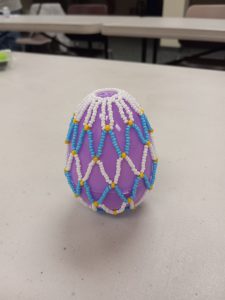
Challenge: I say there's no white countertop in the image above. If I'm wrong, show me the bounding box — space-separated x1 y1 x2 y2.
0 53 225 300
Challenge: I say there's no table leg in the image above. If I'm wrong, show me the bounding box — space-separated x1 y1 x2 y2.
152 38 159 64
141 38 147 62
104 37 109 59
88 40 92 50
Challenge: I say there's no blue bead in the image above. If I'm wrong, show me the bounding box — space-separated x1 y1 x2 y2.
71 124 79 149
84 182 94 202
98 186 110 204
109 130 122 156
115 186 128 203
65 172 77 194
66 116 75 142
75 129 86 153
133 124 146 144
143 174 151 189
131 177 140 199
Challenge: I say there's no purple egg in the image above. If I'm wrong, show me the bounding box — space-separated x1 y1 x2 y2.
64 88 158 215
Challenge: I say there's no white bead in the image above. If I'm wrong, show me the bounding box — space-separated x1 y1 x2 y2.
75 155 82 180
120 98 134 121
84 100 95 126
83 160 95 181
65 152 73 171
88 100 100 127
115 99 127 123
125 156 140 175
134 196 145 208
141 145 149 173
114 157 122 184
100 100 107 129
97 160 112 184
107 100 114 128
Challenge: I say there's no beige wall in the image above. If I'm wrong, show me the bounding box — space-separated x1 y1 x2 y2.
162 0 187 47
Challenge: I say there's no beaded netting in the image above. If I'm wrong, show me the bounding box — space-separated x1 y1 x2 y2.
64 88 158 215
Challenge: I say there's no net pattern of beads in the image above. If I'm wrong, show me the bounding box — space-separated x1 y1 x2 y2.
64 89 158 215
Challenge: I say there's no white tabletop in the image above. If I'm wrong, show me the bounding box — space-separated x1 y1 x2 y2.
102 17 225 42
0 15 101 34
0 53 225 300
0 15 225 42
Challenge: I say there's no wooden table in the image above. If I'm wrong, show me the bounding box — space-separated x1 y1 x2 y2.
1 53 225 300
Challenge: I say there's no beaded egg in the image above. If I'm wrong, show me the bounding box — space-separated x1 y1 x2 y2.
64 88 158 215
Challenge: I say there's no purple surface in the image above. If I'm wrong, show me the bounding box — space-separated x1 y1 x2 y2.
69 90 153 210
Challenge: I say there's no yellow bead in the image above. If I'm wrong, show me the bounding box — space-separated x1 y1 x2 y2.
153 158 158 163
149 129 154 133
64 168 68 173
93 156 99 163
73 118 79 124
93 201 98 207
140 109 144 115
65 140 70 144
127 119 133 126
146 141 151 147
111 182 115 189
80 179 84 186
72 150 77 156
149 186 153 190
128 197 133 204
121 152 127 159
84 124 90 131
113 210 118 216
104 125 111 131
139 172 144 178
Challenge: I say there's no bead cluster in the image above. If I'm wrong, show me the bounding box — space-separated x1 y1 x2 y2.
65 88 158 215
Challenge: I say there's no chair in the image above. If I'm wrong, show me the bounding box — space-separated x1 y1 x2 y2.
17 34 52 53
66 4 109 58
176 4 225 69
181 4 225 48
30 3 65 15
67 4 108 15
185 4 225 19
16 3 73 53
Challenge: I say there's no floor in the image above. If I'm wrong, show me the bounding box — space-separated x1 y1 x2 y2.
108 37 225 70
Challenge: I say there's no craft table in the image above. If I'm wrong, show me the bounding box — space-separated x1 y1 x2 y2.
0 53 225 300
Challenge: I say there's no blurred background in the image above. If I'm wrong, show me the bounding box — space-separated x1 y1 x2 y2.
1 0 225 70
